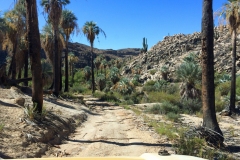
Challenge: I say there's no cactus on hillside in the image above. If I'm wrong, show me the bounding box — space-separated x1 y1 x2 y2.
142 37 148 53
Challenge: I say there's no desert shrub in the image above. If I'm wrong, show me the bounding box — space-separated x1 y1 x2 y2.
0 123 4 132
145 104 162 114
147 91 180 105
236 76 240 95
166 83 179 94
154 80 168 92
215 92 227 112
166 112 181 122
161 101 180 114
175 131 236 160
70 84 88 93
74 70 85 84
115 78 134 95
180 98 202 114
150 69 157 75
145 80 156 86
146 102 180 115
217 81 230 96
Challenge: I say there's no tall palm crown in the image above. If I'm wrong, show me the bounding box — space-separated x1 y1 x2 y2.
61 9 78 92
216 0 240 114
61 10 78 38
82 21 106 47
41 0 70 28
82 21 106 94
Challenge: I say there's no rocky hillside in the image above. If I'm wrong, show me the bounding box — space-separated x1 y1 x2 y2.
67 42 141 68
122 26 240 82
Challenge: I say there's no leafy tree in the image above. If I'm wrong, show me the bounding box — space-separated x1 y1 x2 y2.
201 0 223 143
40 0 70 96
61 9 78 92
82 21 106 94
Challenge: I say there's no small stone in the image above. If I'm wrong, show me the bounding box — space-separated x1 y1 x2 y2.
15 97 25 106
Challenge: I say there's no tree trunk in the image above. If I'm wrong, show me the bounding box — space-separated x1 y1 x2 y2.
201 0 223 142
8 42 17 80
26 0 43 114
24 50 28 86
53 28 60 97
64 37 69 92
230 29 237 114
18 68 22 79
91 44 95 94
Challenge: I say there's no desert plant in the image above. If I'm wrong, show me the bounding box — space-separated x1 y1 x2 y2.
176 62 201 100
181 98 202 114
141 37 148 53
109 67 120 84
0 123 4 132
96 73 106 91
115 78 134 95
160 65 169 80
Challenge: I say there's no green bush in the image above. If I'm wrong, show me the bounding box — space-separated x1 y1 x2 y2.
147 91 180 105
150 69 157 75
70 84 88 93
217 82 230 96
146 102 180 115
161 101 180 114
180 98 202 114
145 80 156 86
145 104 162 114
166 112 181 122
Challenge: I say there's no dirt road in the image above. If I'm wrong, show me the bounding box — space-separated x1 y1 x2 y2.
47 101 172 157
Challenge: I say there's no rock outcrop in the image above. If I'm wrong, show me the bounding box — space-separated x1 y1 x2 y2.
122 26 239 83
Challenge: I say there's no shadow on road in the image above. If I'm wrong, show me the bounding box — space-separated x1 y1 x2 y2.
68 139 172 147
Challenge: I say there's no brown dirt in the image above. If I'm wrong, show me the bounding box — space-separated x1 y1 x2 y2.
1 87 240 159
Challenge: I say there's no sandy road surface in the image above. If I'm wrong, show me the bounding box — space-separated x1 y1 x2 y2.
47 103 171 157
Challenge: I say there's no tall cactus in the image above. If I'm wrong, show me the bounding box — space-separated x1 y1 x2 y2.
142 37 148 53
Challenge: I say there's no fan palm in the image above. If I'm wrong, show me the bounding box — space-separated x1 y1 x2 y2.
176 62 201 100
83 66 91 81
216 0 240 114
202 0 223 142
25 0 43 114
82 21 106 94
61 9 78 92
40 0 70 96
68 52 79 84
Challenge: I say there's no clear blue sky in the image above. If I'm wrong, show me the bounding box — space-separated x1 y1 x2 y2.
1 0 227 50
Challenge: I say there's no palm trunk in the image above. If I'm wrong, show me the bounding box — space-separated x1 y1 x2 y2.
201 0 223 142
24 50 28 86
64 37 69 92
53 28 60 97
8 42 17 80
18 68 22 79
91 44 95 94
26 0 43 114
230 29 237 114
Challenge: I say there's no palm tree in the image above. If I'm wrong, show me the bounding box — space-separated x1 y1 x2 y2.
3 9 25 80
109 67 120 84
25 0 43 114
68 52 79 85
83 66 91 81
61 9 78 92
201 0 223 143
216 0 240 114
82 21 106 94
40 0 70 97
40 23 65 90
176 55 201 100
